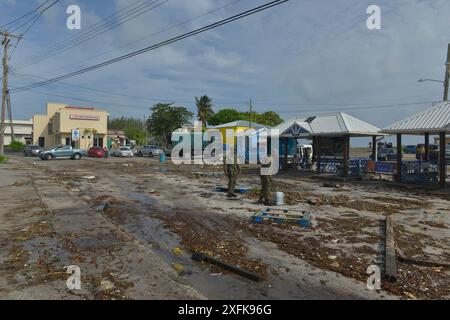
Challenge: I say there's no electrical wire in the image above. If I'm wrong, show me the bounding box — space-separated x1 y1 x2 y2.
11 0 289 93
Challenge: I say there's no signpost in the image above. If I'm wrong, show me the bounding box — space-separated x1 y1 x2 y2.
72 129 80 142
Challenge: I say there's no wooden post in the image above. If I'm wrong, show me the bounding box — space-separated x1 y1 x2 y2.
283 137 288 172
439 131 446 188
316 136 321 175
372 135 377 162
343 135 350 177
385 215 397 281
396 134 402 182
424 132 430 161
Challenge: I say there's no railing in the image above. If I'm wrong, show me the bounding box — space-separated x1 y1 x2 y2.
318 158 369 177
401 160 439 183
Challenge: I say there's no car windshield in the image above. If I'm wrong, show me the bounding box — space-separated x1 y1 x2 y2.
120 147 130 151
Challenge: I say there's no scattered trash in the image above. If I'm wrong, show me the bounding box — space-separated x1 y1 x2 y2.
96 201 110 212
305 197 317 205
194 172 224 178
253 209 311 228
209 273 223 276
98 279 115 292
191 252 261 282
82 175 96 180
214 186 250 194
328 255 337 260
172 263 184 272
273 192 285 206
172 247 182 255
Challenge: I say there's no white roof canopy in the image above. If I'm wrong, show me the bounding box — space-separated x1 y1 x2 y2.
382 101 450 135
275 112 382 138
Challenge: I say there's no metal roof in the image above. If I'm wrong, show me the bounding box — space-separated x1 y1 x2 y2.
209 120 268 129
382 101 450 134
275 112 382 137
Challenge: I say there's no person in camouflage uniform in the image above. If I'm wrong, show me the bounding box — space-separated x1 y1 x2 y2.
224 147 241 197
259 155 273 205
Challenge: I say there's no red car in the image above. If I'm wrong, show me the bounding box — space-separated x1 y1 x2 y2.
87 147 106 158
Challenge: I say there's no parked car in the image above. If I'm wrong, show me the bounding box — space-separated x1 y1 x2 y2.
87 147 106 158
40 145 84 160
23 145 43 157
376 148 400 161
404 145 417 154
112 146 134 157
137 145 163 157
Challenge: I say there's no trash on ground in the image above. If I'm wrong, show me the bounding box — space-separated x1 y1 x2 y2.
191 252 261 282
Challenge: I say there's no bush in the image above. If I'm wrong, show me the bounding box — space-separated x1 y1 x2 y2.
0 155 7 163
9 140 25 152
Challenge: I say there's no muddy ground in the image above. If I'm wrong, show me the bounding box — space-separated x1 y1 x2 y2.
0 154 448 300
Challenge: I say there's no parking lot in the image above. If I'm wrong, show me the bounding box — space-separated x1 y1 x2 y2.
0 153 448 299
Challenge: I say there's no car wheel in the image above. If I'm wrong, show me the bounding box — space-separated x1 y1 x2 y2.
46 154 52 160
73 153 81 160
149 152 153 158
138 151 143 157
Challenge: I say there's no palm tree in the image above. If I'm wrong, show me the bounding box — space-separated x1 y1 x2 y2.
195 95 214 129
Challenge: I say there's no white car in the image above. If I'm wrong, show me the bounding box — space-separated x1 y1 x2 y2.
112 146 134 157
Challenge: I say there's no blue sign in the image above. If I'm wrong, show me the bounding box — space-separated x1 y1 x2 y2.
375 162 396 174
72 129 80 141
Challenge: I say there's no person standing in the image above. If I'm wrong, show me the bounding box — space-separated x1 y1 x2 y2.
224 147 240 198
417 145 425 161
259 155 273 205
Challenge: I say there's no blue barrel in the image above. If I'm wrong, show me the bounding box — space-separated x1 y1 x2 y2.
159 152 166 163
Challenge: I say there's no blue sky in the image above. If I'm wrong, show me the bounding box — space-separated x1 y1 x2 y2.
1 0 450 145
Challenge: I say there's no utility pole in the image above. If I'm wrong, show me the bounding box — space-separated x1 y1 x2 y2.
6 91 13 142
0 31 21 156
444 43 450 101
248 99 253 129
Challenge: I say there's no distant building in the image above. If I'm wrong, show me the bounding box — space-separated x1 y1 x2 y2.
33 103 109 149
3 119 33 145
107 129 127 148
208 120 268 145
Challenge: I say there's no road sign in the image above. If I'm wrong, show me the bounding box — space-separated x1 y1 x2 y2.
72 129 80 141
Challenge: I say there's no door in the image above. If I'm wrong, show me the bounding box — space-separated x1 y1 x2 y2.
65 137 71 146
38 137 45 148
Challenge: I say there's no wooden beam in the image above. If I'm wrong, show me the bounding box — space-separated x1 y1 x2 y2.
315 136 321 175
396 134 402 182
283 137 288 172
439 131 446 188
385 215 397 282
343 135 350 177
372 135 377 162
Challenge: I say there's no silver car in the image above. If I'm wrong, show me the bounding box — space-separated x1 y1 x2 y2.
112 146 134 157
137 145 163 157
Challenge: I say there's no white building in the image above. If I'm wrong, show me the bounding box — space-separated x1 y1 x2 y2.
3 119 33 145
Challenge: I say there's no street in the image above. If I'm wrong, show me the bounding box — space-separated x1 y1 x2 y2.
0 154 448 300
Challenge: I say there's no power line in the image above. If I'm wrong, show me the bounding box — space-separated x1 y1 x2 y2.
45 0 244 74
11 0 289 93
15 0 167 68
0 0 52 30
7 0 61 33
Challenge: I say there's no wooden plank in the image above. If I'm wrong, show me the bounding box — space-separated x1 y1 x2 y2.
385 215 397 281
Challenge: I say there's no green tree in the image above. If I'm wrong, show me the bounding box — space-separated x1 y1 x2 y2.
207 108 284 127
195 95 214 128
256 111 284 127
146 103 193 148
108 117 148 145
207 108 241 126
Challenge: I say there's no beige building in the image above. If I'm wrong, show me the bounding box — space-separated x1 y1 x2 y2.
4 119 33 145
33 103 109 150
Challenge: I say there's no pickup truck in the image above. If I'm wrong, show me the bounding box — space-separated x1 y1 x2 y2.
40 145 85 160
